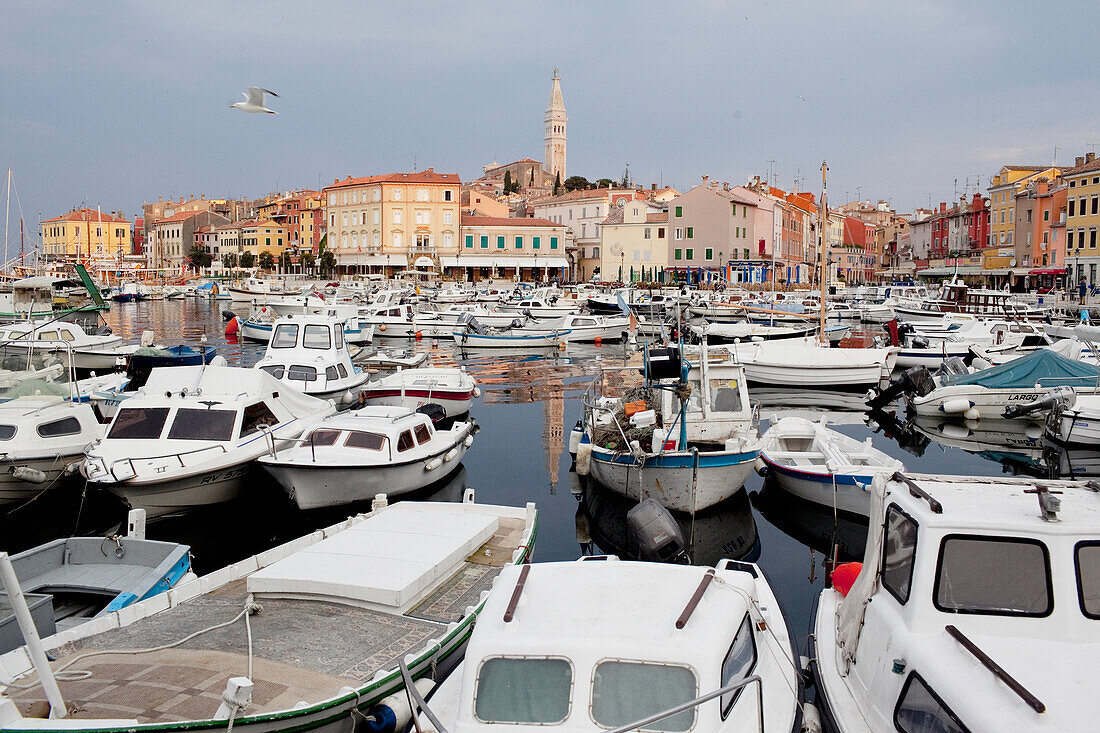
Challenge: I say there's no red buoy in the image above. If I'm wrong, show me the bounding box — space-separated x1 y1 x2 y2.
594 336 602 346
224 316 239 336
830 562 862 597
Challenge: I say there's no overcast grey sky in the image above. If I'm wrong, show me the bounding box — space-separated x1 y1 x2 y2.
3 0 1098 231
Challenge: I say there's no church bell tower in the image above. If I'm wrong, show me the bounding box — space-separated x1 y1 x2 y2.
544 70 567 182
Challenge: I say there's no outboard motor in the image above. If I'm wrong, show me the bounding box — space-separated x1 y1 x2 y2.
1003 386 1076 420
935 357 968 378
415 403 448 425
866 366 936 410
222 310 236 322
910 335 930 349
626 498 686 562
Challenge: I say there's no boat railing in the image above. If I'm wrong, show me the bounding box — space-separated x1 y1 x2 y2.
111 443 230 476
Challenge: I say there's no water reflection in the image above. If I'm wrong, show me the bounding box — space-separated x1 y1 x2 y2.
911 416 1046 475
751 477 868 564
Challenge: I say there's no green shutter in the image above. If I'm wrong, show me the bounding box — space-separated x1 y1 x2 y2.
674 249 681 260
533 236 540 249
515 236 523 249
497 235 505 249
686 248 693 259
687 227 694 239
675 206 682 217
480 236 488 248
706 248 713 260
465 235 473 248
550 237 558 249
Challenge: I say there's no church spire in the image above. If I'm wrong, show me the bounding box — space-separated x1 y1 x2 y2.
544 71 567 182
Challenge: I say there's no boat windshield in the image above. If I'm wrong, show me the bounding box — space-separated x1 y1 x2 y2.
591 661 697 731
0 425 14 440
345 431 386 450
271 324 299 348
167 408 238 441
109 407 171 439
934 535 1051 616
1076 542 1100 618
474 657 572 725
303 324 331 349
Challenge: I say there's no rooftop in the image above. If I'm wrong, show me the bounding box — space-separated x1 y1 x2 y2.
461 215 560 228
43 208 129 224
324 170 461 191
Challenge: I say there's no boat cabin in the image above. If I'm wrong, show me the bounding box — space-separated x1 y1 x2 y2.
255 315 363 399
661 346 754 446
820 472 1100 731
295 406 446 465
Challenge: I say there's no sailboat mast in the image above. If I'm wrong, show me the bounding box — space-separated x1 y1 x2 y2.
4 168 11 273
818 161 828 344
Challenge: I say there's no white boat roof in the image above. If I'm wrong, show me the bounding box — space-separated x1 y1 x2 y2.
246 501 500 613
137 365 330 412
317 405 427 433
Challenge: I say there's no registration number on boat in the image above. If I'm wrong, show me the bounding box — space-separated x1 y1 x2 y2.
199 467 249 485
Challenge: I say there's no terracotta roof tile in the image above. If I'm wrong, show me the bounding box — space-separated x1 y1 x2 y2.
323 171 461 191
43 208 129 224
460 215 561 228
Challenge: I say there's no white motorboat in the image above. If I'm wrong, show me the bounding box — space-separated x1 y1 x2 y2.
522 313 634 342
430 557 808 733
0 320 128 372
728 337 897 389
758 416 904 516
254 315 369 404
451 313 570 348
496 295 578 318
894 277 1045 322
690 321 816 343
0 494 536 733
417 303 524 328
356 347 428 370
258 405 474 509
359 366 478 417
360 303 452 338
0 396 103 507
81 365 336 517
1047 392 1100 446
909 348 1100 419
577 344 761 513
812 471 1097 732
227 276 296 304
0 510 193 654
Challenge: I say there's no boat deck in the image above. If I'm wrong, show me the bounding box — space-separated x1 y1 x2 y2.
5 517 524 723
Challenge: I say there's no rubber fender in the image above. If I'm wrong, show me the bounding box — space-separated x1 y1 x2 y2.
224 317 239 336
11 466 47 484
938 398 972 414
576 442 592 476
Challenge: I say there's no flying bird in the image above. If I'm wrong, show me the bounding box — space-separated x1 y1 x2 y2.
231 87 279 114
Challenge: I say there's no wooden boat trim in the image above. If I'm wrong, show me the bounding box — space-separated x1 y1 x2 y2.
945 624 1044 714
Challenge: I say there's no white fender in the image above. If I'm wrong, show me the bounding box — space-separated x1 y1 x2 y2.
576 443 592 476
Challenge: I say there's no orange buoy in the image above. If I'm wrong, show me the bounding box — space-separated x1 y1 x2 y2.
830 562 863 597
594 336 602 346
415 331 423 340
379 324 387 332
224 316 239 336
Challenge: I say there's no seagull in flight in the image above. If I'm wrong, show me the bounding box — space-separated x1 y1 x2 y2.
231 87 279 114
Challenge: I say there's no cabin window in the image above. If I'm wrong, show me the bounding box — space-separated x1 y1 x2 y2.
307 429 342 447
334 325 344 349
1075 541 1100 618
414 423 432 444
337 363 348 378
36 416 81 438
720 615 757 719
240 402 279 437
474 657 572 725
345 431 386 450
894 672 968 733
325 365 339 381
709 378 742 413
288 365 318 382
303 324 331 349
881 504 918 605
58 330 75 342
109 407 170 439
271 324 299 348
36 331 59 341
591 660 697 731
934 535 1051 617
397 430 415 452
0 424 15 440
167 408 237 441
259 364 285 379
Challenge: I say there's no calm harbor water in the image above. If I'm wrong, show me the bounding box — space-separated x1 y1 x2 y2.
0 298 1080 655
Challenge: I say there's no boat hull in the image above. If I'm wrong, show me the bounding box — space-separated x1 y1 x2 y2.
0 455 79 505
743 361 888 388
912 384 1100 419
587 446 758 513
97 464 253 518
760 457 875 516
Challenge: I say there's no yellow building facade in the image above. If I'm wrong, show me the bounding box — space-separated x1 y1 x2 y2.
988 166 1059 249
323 170 461 273
240 220 289 258
1065 153 1100 285
40 208 131 260
598 201 669 282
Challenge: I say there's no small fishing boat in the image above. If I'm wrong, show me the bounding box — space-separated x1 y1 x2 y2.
0 320 128 372
111 282 146 303
254 315 369 405
577 344 761 513
127 344 217 370
81 365 336 517
690 321 817 343
451 313 570 348
356 347 428 370
758 416 904 516
812 471 1096 732
0 494 537 733
729 337 897 389
1046 392 1100 446
0 510 193 654
359 366 479 417
258 405 474 509
522 312 635 342
0 396 103 507
427 557 809 733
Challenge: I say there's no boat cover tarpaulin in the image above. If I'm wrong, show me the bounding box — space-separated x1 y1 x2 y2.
943 348 1100 389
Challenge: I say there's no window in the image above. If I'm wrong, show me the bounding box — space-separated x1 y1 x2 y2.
1070 200 1076 217
271 324 299 348
37 417 82 438
675 206 682 217
687 227 694 239
882 504 918 604
393 233 402 248
307 429 341 447
1044 209 1050 222
675 227 683 240
497 235 505 249
709 378 742 412
720 615 757 718
443 210 453 225
393 189 402 201
591 661 697 731
658 227 665 239
393 209 402 225
532 236 540 249
345 431 386 450
515 236 523 249
325 365 339 380
465 235 473 249
167 409 237 441
416 188 429 201
414 423 432 444
109 407 170 439
287 365 318 382
480 235 488 249
705 248 713 260
444 189 453 202
1077 541 1100 618
241 402 279 437
686 248 693 259
474 657 572 724
934 535 1051 616
414 210 429 225
303 324 331 349
674 248 682 260
337 363 348 378
1094 197 1099 216
894 673 968 733
0 425 15 440
334 325 344 349
644 228 651 239
443 232 453 247
397 429 415 452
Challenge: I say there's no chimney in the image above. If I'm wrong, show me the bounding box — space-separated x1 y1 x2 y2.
723 182 730 191
426 167 434 173
651 183 657 190
179 196 184 203
702 175 709 185
201 193 206 200
1088 153 1097 164
1077 156 1085 166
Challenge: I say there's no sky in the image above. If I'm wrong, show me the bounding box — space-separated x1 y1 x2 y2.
3 0 1099 239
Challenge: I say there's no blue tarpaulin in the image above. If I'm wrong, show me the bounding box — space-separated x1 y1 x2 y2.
943 348 1100 389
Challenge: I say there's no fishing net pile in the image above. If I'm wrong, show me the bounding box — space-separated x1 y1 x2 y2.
588 383 691 453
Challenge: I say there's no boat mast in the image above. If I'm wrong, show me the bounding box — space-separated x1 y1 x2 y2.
818 161 828 345
4 168 11 273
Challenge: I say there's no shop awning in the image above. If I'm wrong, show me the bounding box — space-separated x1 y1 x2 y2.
338 254 408 267
440 256 569 268
1028 267 1066 275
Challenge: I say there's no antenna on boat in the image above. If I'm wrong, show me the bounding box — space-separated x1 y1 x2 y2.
818 161 828 345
